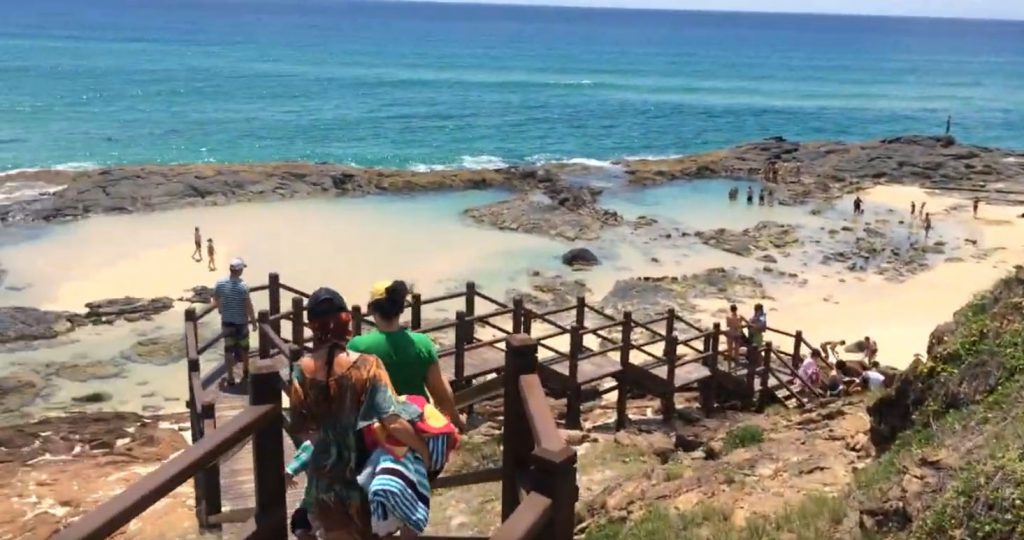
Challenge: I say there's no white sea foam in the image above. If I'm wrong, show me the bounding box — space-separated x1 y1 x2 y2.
562 157 619 168
551 80 594 86
1003 157 1023 163
0 161 99 177
458 155 509 170
0 181 67 203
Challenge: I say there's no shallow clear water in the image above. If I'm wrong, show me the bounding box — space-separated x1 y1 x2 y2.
2 1 1023 171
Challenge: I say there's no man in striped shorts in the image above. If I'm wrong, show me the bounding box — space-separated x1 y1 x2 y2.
212 257 256 387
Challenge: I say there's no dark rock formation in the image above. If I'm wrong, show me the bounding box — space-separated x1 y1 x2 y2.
0 163 550 224
561 248 600 267
179 285 213 304
464 184 623 241
84 296 174 323
696 221 800 257
623 135 1024 204
71 391 113 404
55 361 127 383
600 268 766 321
0 307 78 344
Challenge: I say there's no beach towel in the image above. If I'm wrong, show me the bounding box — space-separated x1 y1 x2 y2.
357 394 459 535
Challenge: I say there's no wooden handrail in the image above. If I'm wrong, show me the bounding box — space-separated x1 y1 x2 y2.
673 314 704 333
584 303 617 321
278 283 309 298
579 318 622 337
431 467 504 490
528 303 576 320
768 368 807 408
479 318 515 337
419 319 458 334
53 405 277 540
518 374 565 454
267 309 293 323
197 328 228 356
765 325 796 339
464 306 515 324
196 304 217 321
575 341 623 362
490 492 553 540
419 290 466 306
249 284 269 293
474 289 510 309
259 323 292 358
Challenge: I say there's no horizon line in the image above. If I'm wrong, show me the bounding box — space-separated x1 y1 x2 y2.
386 0 1024 23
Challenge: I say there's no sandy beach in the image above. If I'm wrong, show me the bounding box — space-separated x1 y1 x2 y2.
1 173 1021 421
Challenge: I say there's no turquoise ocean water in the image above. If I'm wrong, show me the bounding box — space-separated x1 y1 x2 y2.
2 0 1024 172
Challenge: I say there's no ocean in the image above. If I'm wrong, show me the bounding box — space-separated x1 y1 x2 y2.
1 0 1023 172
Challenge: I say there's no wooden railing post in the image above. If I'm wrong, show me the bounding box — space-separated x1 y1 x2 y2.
758 342 773 411
352 305 363 336
198 402 221 529
566 325 583 430
268 273 281 336
502 334 539 520
532 447 579 540
291 296 304 350
465 282 476 344
512 296 524 334
662 332 678 424
411 293 422 330
745 343 758 410
523 310 533 335
258 310 271 360
616 311 633 431
249 358 287 537
708 323 721 415
185 307 200 443
575 295 586 328
793 330 803 371
454 310 467 383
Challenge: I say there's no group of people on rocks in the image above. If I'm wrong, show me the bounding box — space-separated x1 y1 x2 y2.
209 259 463 539
722 303 895 399
727 185 775 206
760 160 800 183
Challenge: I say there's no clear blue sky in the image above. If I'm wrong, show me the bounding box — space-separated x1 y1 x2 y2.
414 0 1024 20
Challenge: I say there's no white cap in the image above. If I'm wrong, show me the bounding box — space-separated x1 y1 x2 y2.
229 257 247 270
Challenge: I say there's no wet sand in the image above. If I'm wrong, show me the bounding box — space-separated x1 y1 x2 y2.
0 181 1020 417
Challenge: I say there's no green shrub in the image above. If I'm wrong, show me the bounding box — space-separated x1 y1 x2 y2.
723 424 765 453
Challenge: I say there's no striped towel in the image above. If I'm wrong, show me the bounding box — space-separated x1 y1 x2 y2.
357 447 432 536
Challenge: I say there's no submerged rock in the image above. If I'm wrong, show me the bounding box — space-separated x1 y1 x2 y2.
71 391 113 404
56 361 127 383
465 184 623 241
0 370 45 413
121 334 186 366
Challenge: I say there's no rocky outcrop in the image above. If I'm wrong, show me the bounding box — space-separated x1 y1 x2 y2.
465 184 623 241
0 163 555 224
56 360 127 383
561 248 600 267
623 135 1024 203
0 412 196 539
84 296 174 323
0 307 80 343
868 265 1024 451
599 268 765 321
696 221 800 257
179 285 213 304
505 271 590 315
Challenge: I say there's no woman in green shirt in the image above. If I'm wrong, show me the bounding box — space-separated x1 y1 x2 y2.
348 280 465 432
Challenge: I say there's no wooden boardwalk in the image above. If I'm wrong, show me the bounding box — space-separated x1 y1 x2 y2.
211 385 305 530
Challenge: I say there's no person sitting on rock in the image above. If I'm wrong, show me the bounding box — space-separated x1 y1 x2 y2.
348 280 465 432
797 350 823 392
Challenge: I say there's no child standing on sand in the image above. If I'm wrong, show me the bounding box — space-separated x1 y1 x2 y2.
207 238 216 271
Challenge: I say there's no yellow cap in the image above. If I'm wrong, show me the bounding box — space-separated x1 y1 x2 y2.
369 281 391 303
